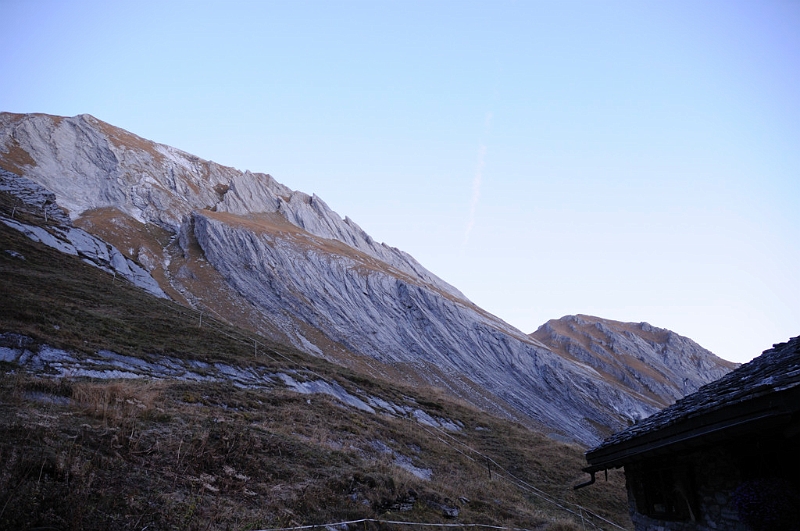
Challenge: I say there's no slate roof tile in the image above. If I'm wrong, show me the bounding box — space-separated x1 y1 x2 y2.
588 335 800 455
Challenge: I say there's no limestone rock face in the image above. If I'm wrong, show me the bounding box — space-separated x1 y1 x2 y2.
0 113 460 299
0 112 736 445
0 170 167 298
190 210 661 441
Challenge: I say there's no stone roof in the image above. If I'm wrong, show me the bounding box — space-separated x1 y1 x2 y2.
585 335 800 471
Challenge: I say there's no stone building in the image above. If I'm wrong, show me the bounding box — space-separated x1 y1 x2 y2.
578 336 800 531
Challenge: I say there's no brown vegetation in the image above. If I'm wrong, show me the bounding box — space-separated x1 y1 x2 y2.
0 136 37 175
0 372 631 530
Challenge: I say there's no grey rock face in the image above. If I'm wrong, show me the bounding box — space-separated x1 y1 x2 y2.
0 214 167 299
0 112 736 445
191 211 659 442
0 169 166 298
0 113 459 299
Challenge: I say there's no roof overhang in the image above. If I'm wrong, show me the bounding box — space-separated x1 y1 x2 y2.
584 385 800 473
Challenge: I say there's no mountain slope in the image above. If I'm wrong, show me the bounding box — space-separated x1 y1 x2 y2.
0 217 633 530
0 112 734 445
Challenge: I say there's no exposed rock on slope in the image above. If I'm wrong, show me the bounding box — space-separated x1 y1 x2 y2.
0 170 166 298
532 315 737 409
0 332 460 431
0 112 736 445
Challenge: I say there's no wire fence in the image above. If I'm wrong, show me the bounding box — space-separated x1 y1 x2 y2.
168 301 626 531
252 518 539 531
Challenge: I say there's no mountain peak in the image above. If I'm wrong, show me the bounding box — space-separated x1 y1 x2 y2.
532 314 737 410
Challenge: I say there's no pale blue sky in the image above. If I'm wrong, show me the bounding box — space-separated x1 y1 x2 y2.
2 1 798 362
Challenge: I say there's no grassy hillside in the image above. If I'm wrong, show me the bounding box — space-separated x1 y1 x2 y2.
0 200 631 530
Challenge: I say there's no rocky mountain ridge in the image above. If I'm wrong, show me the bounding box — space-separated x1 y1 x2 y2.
532 315 737 410
0 112 736 445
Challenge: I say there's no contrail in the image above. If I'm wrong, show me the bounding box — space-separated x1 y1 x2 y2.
463 144 486 248
462 112 493 250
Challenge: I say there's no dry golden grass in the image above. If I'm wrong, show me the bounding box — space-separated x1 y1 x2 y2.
546 519 582 531
1 372 632 530
91 115 168 164
0 137 37 175
71 380 162 425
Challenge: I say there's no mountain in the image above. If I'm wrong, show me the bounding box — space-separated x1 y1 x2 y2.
532 315 737 410
0 112 735 445
0 218 633 530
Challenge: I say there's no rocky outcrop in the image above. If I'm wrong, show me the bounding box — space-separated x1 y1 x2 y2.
0 170 167 298
0 332 462 433
0 112 736 445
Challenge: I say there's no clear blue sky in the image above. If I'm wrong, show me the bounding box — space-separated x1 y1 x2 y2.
2 0 798 362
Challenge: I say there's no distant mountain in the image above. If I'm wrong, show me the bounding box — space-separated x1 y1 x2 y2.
532 315 737 410
0 112 735 444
